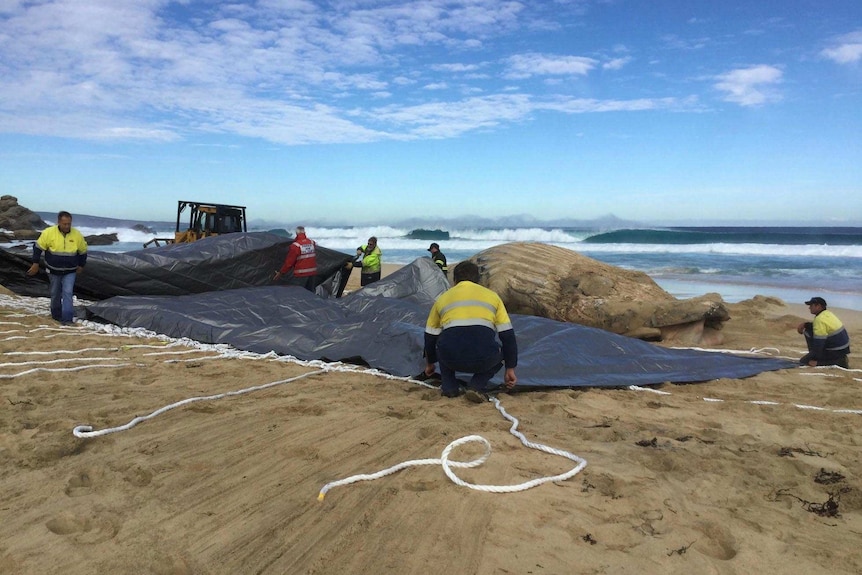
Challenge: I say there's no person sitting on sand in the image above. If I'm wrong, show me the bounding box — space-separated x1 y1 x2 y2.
354 236 382 286
423 261 517 401
797 296 851 368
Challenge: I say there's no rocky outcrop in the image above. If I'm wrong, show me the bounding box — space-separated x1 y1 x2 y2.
0 196 48 234
84 233 119 245
132 223 154 234
0 196 49 244
469 242 730 345
0 197 118 246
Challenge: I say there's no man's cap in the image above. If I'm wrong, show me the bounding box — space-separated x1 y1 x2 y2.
804 296 827 307
427 242 439 251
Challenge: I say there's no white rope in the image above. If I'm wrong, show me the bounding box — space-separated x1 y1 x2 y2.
3 347 121 355
698 395 862 414
0 356 123 368
671 345 783 356
627 385 671 395
317 396 587 501
72 369 327 438
626 350 861 415
0 363 137 379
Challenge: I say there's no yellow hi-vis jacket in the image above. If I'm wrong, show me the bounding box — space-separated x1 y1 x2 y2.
358 244 382 273
33 225 88 273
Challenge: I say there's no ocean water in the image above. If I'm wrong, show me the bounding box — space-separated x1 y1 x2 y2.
77 222 862 311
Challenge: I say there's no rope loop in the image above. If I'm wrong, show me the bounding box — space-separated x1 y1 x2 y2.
318 397 587 500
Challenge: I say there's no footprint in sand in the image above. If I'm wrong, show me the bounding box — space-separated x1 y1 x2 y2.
385 406 418 420
691 520 738 560
64 471 93 497
122 464 154 487
45 511 121 544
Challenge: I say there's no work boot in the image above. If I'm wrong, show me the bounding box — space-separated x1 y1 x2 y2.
464 389 488 404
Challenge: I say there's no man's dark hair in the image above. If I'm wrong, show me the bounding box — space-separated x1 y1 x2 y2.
453 261 480 284
57 210 72 221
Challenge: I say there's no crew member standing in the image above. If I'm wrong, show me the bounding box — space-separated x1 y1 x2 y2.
274 226 318 291
355 236 382 286
27 210 88 324
427 242 448 274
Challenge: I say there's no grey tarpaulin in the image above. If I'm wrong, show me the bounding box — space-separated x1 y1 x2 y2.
0 232 354 299
86 257 796 389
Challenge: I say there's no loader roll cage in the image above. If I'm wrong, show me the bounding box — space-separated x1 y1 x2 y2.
144 201 248 247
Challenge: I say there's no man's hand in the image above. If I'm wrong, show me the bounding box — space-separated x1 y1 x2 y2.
76 266 84 275
26 263 39 276
424 363 436 377
504 367 517 389
796 322 806 334
807 360 818 367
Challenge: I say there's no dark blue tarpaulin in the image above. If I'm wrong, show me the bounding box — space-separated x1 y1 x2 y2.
0 232 353 299
86 258 796 389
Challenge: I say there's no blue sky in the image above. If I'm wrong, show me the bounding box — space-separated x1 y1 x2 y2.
1 0 860 226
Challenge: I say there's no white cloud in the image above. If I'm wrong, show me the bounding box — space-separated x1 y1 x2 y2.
714 65 783 106
433 63 482 72
821 30 862 64
0 1 712 144
369 93 688 139
504 53 597 79
603 57 631 70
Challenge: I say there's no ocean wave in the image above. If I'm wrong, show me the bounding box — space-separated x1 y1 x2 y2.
77 226 165 244
583 227 862 245
75 223 862 259
575 242 862 258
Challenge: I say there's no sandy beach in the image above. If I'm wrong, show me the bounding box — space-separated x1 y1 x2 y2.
1 272 860 574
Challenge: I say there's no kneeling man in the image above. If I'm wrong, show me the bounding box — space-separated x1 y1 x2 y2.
424 261 517 399
797 296 850 368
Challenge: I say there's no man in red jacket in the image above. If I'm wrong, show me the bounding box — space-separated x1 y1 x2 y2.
273 226 318 291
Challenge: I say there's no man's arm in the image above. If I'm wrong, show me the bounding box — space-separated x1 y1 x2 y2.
27 240 45 276
499 329 518 389
274 244 300 279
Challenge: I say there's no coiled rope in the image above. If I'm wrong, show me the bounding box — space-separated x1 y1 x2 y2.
317 396 587 501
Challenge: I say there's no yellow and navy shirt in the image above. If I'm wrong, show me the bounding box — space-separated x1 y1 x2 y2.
424 280 517 368
810 309 850 359
32 225 88 273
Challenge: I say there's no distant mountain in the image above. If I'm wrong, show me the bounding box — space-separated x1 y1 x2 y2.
389 213 644 230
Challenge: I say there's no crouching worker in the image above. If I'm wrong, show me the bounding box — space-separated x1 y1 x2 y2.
797 296 850 368
423 261 517 401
